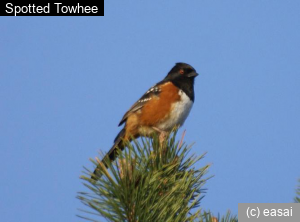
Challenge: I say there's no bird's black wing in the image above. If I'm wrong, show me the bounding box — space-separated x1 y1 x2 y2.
118 84 162 126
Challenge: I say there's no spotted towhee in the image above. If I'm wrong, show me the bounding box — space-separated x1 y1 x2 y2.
92 62 198 179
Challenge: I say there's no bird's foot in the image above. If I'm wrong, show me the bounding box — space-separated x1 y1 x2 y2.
152 127 168 146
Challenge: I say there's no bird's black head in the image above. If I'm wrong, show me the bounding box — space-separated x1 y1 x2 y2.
164 62 198 82
163 63 198 101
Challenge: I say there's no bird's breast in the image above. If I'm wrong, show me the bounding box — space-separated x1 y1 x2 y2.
157 89 193 131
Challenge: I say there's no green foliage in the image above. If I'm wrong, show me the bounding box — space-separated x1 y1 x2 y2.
78 130 238 221
199 211 238 222
295 179 300 203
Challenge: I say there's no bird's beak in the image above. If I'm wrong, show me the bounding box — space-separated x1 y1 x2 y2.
187 72 199 78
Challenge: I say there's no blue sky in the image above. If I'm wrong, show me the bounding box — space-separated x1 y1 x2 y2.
1 1 300 221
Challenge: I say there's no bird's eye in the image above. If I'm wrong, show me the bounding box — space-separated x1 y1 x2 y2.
179 69 184 75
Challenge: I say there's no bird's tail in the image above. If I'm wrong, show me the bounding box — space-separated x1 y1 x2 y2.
91 128 126 180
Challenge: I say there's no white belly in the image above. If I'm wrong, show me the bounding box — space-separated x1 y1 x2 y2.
157 90 193 131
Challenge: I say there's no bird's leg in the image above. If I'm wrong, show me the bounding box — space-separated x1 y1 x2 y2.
152 127 168 146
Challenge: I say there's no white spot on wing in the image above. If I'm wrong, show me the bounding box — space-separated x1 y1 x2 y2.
146 86 160 94
138 97 152 103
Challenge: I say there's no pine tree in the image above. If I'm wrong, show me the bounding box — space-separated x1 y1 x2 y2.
295 179 300 203
78 130 237 222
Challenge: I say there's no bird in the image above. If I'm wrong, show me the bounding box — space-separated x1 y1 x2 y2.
92 62 198 179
